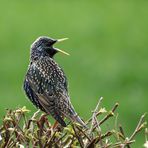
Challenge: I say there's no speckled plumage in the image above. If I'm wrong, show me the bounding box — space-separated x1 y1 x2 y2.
23 36 86 127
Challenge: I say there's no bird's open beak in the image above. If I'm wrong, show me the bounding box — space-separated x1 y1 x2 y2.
54 48 70 56
57 38 69 42
54 38 70 56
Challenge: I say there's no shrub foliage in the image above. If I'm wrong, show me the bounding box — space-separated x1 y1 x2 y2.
0 98 147 148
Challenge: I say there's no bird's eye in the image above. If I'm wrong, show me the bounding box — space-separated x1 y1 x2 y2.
46 42 51 47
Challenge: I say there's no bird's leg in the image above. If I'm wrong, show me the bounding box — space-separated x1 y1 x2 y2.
52 121 59 130
40 113 48 120
38 113 48 128
52 115 65 130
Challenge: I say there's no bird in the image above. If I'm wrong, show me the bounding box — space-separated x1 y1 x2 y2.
23 36 86 128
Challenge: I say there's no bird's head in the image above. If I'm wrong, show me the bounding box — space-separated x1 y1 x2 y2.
30 36 69 60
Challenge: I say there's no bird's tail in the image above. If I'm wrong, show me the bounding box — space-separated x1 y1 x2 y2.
68 106 87 128
71 114 87 128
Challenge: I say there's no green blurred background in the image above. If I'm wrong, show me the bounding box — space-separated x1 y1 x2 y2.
0 1 147 147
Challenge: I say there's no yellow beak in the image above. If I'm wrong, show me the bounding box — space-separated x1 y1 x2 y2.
57 38 69 42
54 48 70 56
55 38 70 55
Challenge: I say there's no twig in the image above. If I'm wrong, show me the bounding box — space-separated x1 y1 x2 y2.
116 114 146 148
89 97 103 134
99 103 119 126
92 103 119 132
76 125 91 142
53 133 67 145
101 131 113 140
119 124 125 138
26 109 40 129
119 125 131 148
119 114 147 148
45 130 57 147
86 97 103 147
73 125 84 148
111 140 135 148
86 108 106 125
129 113 146 141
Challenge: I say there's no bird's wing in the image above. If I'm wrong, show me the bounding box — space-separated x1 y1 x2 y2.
23 78 45 112
26 57 72 126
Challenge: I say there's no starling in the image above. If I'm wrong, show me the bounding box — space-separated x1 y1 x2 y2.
23 36 86 127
